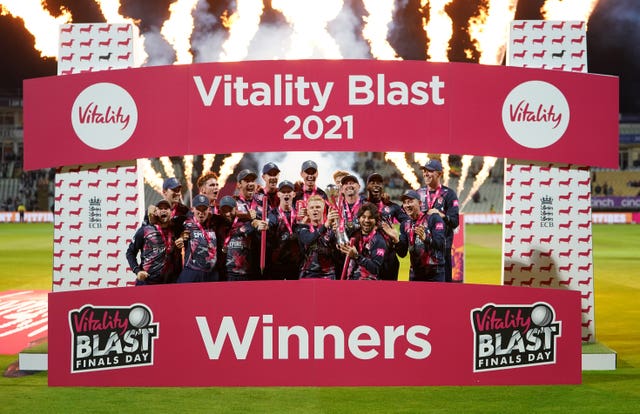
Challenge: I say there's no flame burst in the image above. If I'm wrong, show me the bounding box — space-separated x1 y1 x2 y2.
421 0 454 62
542 0 600 23
159 156 176 178
469 0 519 65
202 154 216 173
456 154 474 199
95 0 148 67
160 0 199 64
138 159 164 195
183 154 194 195
272 0 343 58
460 156 498 209
1 0 72 58
385 152 420 190
217 153 244 188
362 0 399 60
219 0 263 62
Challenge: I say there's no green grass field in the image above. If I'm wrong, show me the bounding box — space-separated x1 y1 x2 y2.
1 222 639 413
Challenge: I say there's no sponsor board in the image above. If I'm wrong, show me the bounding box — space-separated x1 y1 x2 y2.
48 281 581 386
24 60 618 170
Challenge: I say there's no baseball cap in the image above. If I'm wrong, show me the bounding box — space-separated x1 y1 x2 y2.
163 177 181 191
367 173 383 183
301 160 318 172
278 180 295 191
262 162 280 175
422 159 443 172
340 174 359 185
237 169 257 182
401 190 421 201
219 196 237 209
155 199 171 208
192 194 210 208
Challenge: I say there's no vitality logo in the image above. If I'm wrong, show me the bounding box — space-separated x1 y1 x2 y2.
471 302 560 372
71 82 138 150
69 304 159 373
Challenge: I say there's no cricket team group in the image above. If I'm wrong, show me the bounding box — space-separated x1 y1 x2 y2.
126 158 459 285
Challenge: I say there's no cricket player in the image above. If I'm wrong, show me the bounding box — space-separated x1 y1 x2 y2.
396 190 446 282
417 159 459 282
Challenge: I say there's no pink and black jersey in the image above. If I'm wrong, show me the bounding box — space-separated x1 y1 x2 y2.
126 224 179 284
298 223 336 279
345 229 387 280
397 213 446 282
182 217 217 272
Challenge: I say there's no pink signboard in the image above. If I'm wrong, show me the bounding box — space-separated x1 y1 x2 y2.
24 60 618 170
48 280 581 386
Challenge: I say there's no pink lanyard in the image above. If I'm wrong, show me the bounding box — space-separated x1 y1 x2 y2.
155 225 172 251
303 187 317 203
358 228 376 253
195 220 215 261
425 186 442 210
344 199 361 222
279 207 295 235
222 217 239 251
409 214 426 245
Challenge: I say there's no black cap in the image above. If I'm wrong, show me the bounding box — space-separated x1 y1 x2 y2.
262 162 280 175
278 180 295 191
237 169 258 182
219 196 237 209
422 159 443 172
192 194 210 208
400 190 421 201
163 177 181 191
155 199 171 208
301 160 318 172
367 173 383 183
340 174 359 185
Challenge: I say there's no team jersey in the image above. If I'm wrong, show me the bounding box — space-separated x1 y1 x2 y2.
293 187 328 207
298 223 336 279
339 197 363 237
126 224 179 284
182 217 217 272
397 213 446 281
267 207 302 269
417 185 459 244
344 229 387 281
221 216 258 279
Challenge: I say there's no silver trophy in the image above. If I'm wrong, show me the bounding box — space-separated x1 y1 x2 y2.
325 184 350 246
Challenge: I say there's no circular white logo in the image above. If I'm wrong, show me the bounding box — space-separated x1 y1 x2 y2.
71 82 138 150
502 80 569 149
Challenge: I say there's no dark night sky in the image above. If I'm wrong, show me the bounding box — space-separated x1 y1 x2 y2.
1 0 638 114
